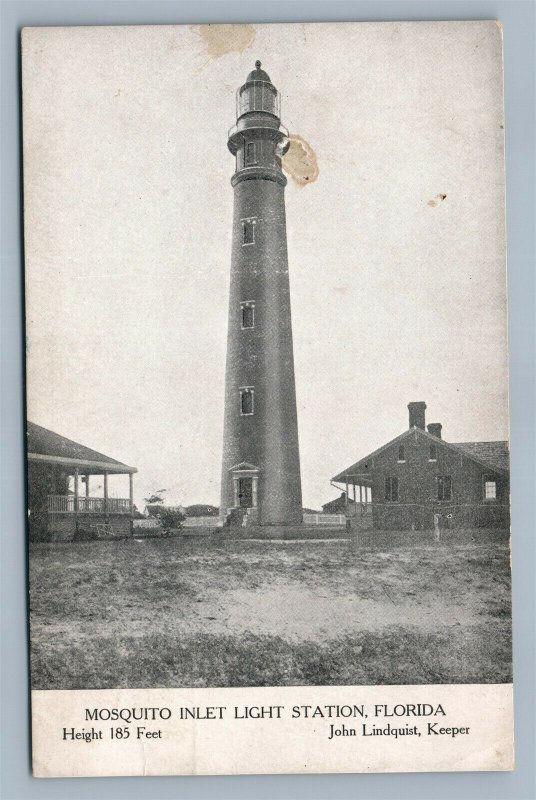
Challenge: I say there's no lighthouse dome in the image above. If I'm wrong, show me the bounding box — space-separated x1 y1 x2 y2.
245 61 272 84
234 60 281 123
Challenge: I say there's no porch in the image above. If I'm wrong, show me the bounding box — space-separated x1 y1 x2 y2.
333 475 374 531
43 470 136 540
27 421 137 542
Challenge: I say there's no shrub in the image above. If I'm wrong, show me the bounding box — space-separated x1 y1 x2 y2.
159 508 186 530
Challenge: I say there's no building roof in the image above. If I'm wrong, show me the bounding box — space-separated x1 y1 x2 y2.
246 61 272 84
332 429 410 482
27 422 137 474
451 441 510 472
332 427 509 483
322 492 356 511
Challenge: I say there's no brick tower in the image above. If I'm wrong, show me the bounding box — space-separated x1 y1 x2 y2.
220 62 302 526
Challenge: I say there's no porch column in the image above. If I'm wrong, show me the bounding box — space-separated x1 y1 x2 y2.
103 471 109 517
252 476 258 508
345 481 349 513
74 468 79 534
129 472 134 536
233 477 239 507
359 484 363 505
85 475 90 498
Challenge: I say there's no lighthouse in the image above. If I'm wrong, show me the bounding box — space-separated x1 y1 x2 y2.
220 62 303 527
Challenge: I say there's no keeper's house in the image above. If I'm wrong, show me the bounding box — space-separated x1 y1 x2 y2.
27 422 137 541
332 402 510 531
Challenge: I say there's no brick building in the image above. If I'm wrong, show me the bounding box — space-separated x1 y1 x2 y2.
331 402 510 531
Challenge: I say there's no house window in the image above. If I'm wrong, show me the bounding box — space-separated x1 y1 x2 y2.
429 444 437 461
245 141 257 165
242 218 256 245
437 475 452 501
484 480 497 500
241 302 255 329
240 387 254 415
385 477 399 501
398 445 405 462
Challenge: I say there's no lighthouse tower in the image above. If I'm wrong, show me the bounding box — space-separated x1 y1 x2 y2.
220 62 303 527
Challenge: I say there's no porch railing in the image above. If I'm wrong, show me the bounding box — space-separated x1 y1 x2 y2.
47 495 132 514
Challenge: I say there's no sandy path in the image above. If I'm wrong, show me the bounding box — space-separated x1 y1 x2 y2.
40 576 477 644
204 581 476 641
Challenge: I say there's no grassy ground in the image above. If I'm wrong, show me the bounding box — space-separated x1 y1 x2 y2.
29 536 512 689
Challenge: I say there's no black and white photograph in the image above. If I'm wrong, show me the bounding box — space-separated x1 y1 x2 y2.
22 20 513 776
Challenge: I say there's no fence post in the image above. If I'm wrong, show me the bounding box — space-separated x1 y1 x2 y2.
433 513 441 542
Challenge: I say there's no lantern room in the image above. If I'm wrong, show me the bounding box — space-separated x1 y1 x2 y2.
236 61 281 120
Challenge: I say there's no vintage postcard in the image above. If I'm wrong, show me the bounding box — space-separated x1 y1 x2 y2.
22 21 513 776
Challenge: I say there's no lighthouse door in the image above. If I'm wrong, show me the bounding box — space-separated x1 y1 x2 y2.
238 478 253 508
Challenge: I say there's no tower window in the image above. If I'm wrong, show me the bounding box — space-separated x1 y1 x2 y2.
429 444 437 461
484 480 497 500
240 387 254 415
242 218 256 245
437 475 452 501
385 477 399 501
245 142 257 166
241 302 255 329
398 445 405 462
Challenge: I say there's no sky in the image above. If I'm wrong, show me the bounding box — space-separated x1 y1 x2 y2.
22 21 508 510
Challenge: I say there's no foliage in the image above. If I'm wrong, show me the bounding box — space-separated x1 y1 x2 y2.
159 508 186 530
144 493 165 505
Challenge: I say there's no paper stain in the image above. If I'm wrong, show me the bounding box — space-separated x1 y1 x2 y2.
282 135 319 187
428 193 447 208
192 24 256 62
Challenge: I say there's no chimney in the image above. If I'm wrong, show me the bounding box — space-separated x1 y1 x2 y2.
408 401 426 430
427 422 442 439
